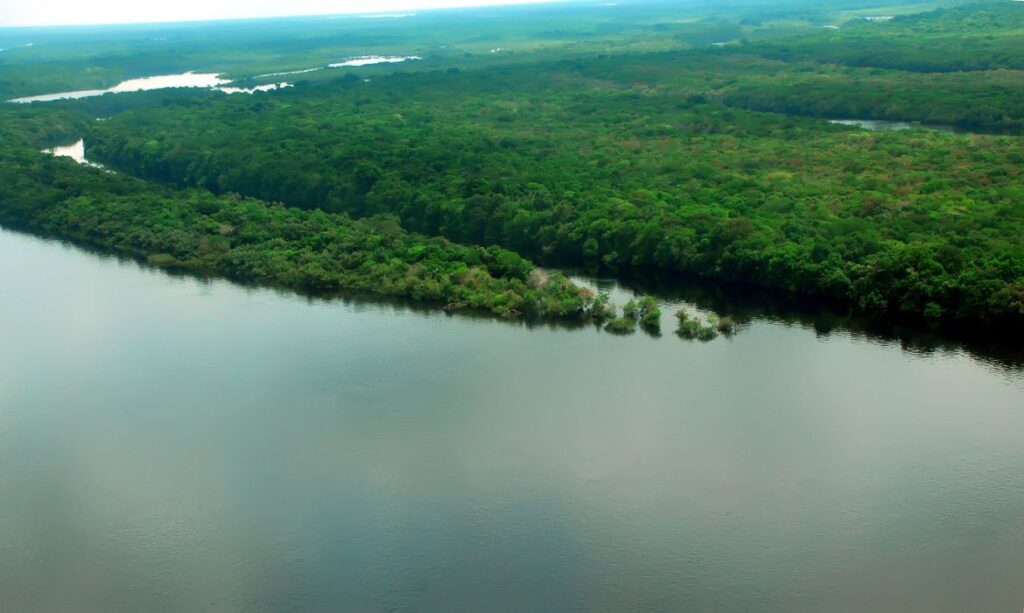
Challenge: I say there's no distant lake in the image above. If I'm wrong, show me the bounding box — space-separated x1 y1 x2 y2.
330 55 422 67
9 72 290 103
257 55 421 77
42 138 103 168
2 227 1023 611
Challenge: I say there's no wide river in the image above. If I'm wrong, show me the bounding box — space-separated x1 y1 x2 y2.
1 228 1023 611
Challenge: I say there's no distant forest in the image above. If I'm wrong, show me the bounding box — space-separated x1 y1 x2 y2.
1 0 1022 333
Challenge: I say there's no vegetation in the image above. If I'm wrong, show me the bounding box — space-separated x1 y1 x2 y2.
0 0 843 100
720 68 1024 132
590 293 616 323
0 133 595 321
744 3 1024 73
605 316 637 335
82 48 1024 331
637 295 662 332
675 310 719 342
710 314 738 336
1 0 1022 342
622 299 640 321
0 105 93 147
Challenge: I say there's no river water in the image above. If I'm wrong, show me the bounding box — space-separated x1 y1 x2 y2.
8 72 291 103
829 118 964 134
1 228 1022 611
42 138 105 169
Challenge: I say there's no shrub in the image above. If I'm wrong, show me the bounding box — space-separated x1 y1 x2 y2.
675 309 719 341
590 293 616 322
638 295 661 331
623 298 640 320
605 316 637 334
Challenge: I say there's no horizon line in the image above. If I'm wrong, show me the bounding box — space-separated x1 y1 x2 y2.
0 0 578 29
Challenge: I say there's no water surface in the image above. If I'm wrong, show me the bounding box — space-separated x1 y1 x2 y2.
329 55 422 67
1 228 1022 611
9 73 290 103
258 55 421 77
42 139 105 169
9 72 228 103
829 118 961 134
216 82 292 94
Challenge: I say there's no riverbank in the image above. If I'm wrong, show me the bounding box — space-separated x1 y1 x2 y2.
79 62 1024 334
0 142 599 324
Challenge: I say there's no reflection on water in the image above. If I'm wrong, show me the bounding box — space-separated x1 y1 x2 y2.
1 228 1023 611
579 264 1024 373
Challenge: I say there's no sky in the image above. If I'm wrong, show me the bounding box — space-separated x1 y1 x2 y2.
0 0 563 27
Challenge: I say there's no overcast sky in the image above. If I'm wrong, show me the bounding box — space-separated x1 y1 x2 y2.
0 0 561 27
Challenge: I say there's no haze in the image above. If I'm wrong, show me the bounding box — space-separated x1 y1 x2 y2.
0 0 561 27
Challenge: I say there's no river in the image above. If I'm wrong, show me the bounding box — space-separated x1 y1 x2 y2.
826 118 1010 135
8 72 291 103
829 118 957 132
1 228 1023 611
7 57 418 103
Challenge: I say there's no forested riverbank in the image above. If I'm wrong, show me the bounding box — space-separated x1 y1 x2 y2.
3 0 1024 338
0 124 596 322
4 3 1024 611
81 59 1024 332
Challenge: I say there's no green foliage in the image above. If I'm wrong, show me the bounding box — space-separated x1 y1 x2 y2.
0 137 594 323
0 0 828 100
80 47 1024 329
0 106 93 148
590 293 616 323
623 299 640 321
721 68 1024 132
712 315 738 336
675 310 719 342
3 1 1023 334
637 295 662 332
605 316 637 335
745 3 1024 73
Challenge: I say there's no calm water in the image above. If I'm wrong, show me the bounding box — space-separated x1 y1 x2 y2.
8 73 291 103
829 118 961 134
1 228 1023 611
9 72 228 103
258 55 421 78
43 139 105 169
43 139 88 164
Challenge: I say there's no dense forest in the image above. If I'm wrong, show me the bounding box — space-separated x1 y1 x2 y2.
744 2 1024 72
720 68 1024 132
0 0 840 100
0 111 596 321
2 0 1023 336
84 53 1024 328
